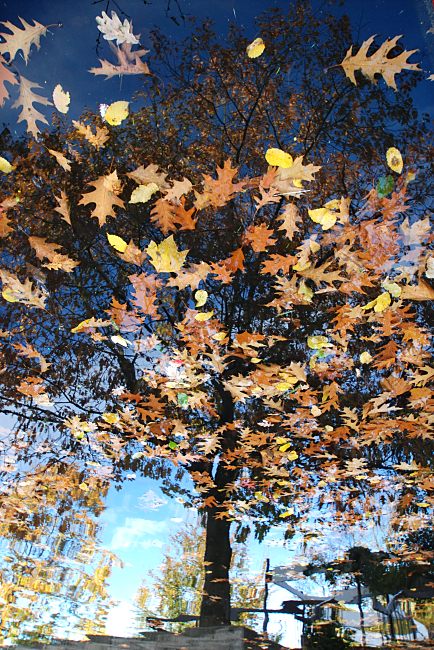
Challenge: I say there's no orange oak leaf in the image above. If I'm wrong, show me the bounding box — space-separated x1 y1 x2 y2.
195 159 245 209
243 223 275 253
278 204 301 240
79 171 125 226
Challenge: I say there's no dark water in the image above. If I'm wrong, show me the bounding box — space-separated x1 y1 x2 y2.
0 0 433 647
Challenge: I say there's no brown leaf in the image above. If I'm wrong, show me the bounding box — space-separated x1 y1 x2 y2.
73 120 110 148
0 18 48 64
340 35 420 90
79 171 125 227
0 54 17 106
0 269 47 309
401 280 434 301
54 191 71 225
89 42 150 78
127 163 170 189
278 204 301 240
48 148 72 172
28 236 79 272
12 76 52 138
195 159 245 209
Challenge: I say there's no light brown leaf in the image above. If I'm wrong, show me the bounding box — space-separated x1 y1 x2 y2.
127 163 170 189
54 191 71 225
0 18 48 64
340 35 420 90
0 269 47 309
401 280 434 301
48 148 72 172
0 54 17 106
12 76 52 138
28 236 79 272
78 171 125 226
89 42 150 78
278 204 301 240
72 120 110 148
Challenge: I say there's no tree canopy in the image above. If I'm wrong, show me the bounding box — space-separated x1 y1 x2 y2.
0 0 432 637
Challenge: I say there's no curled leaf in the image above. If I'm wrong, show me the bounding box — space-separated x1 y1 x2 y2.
194 311 213 322
194 289 208 307
307 335 332 350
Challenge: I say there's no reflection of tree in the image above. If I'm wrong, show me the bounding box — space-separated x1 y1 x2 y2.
135 521 264 632
0 0 432 632
0 464 116 643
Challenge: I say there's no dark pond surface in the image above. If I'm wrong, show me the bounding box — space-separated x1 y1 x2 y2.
0 0 433 647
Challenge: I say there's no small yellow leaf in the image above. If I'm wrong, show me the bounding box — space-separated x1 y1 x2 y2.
386 147 403 174
415 502 430 508
374 291 391 313
382 280 401 297
246 37 265 58
212 332 227 341
280 508 294 518
146 235 188 273
311 405 322 416
78 482 89 491
251 357 261 363
111 334 129 347
265 148 293 168
129 182 159 204
309 239 321 253
195 289 208 307
2 287 18 302
105 100 129 126
293 259 311 271
194 311 214 322
279 442 292 452
0 157 14 173
298 280 313 301
307 335 332 350
101 412 119 424
360 351 373 364
287 450 298 461
107 233 128 252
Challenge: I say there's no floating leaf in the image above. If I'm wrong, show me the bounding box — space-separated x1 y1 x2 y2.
307 335 332 350
265 148 293 168
386 147 403 174
129 182 159 203
111 334 129 347
246 38 265 59
146 235 188 273
0 156 14 173
104 100 129 125
194 289 208 307
360 351 373 364
107 233 128 252
194 311 213 322
376 174 394 198
52 83 70 114
308 207 337 231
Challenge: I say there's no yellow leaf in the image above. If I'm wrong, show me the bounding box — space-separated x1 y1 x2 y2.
246 37 265 58
308 207 337 230
212 332 227 341
386 147 403 174
311 405 322 416
2 287 18 302
129 182 159 204
360 351 373 364
78 482 89 491
279 442 292 452
146 235 188 273
307 335 332 350
415 502 430 508
382 280 401 297
298 280 313 302
107 233 128 252
280 508 294 518
71 319 92 333
265 148 293 168
104 100 129 126
374 291 391 312
251 357 261 363
0 156 14 173
194 310 213 322
111 334 129 347
195 289 208 307
287 450 298 461
102 412 119 424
